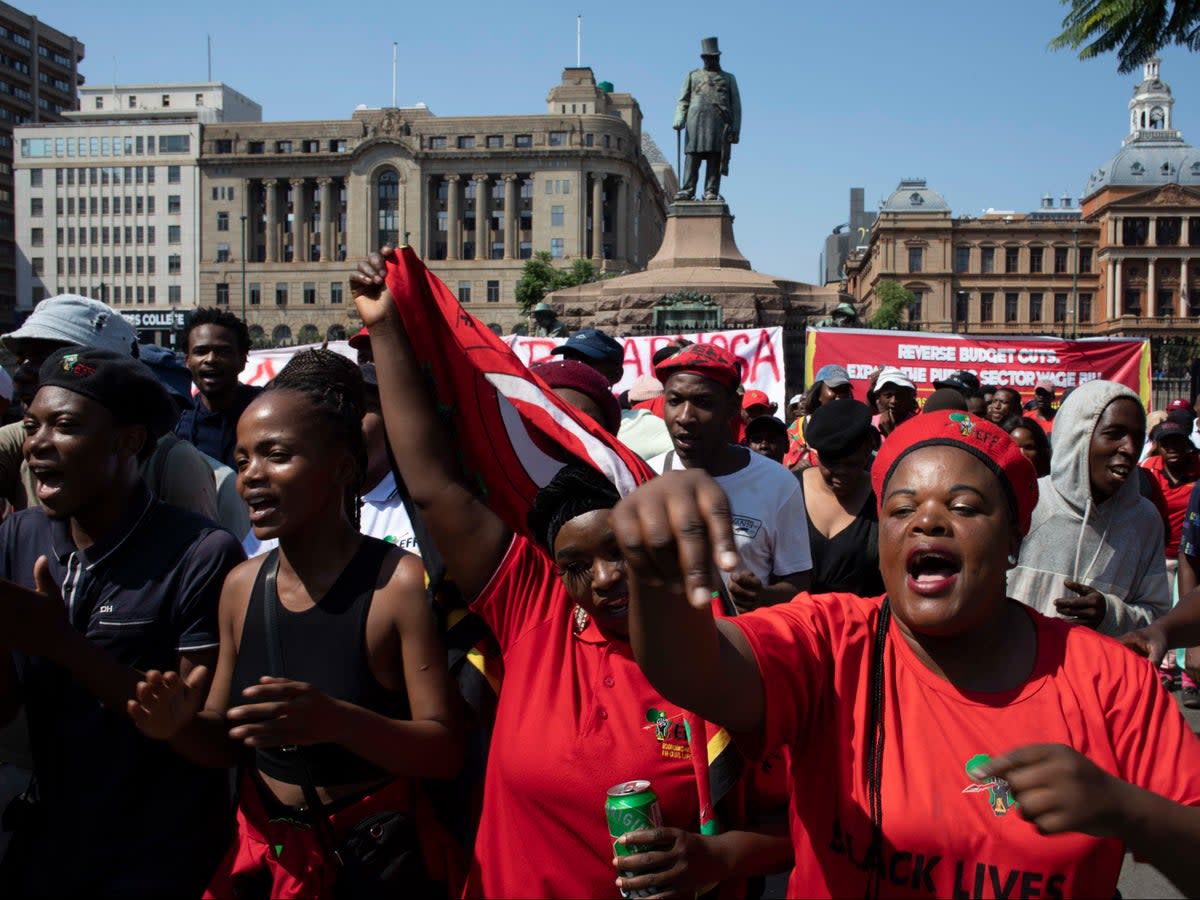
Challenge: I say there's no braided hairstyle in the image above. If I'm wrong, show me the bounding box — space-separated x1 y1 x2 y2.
528 462 620 554
269 348 367 529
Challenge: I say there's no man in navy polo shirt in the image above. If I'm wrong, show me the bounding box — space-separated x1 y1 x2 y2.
176 307 263 466
0 347 244 896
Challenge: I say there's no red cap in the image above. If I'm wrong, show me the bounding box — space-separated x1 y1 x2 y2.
655 343 742 392
348 326 370 349
741 389 771 410
1167 398 1192 412
871 410 1038 536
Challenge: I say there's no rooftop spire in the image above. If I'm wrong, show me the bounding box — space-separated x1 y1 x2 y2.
1126 54 1181 145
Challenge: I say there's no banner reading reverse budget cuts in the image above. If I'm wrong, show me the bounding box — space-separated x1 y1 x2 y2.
806 327 1150 407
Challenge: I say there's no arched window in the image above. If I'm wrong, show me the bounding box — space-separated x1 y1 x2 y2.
272 324 293 347
376 169 400 248
326 324 347 342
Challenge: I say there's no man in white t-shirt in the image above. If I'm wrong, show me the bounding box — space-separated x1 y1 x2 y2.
648 344 811 611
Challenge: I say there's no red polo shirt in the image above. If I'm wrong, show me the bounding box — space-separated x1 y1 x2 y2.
1140 454 1200 557
465 535 700 899
732 593 1200 899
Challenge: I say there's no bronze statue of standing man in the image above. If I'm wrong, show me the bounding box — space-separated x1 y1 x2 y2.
673 37 741 202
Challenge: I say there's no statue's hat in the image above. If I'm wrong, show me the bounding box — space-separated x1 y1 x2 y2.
700 36 720 56
533 302 556 314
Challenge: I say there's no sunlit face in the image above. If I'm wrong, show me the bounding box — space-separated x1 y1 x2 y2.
23 386 138 519
235 391 353 540
663 373 736 462
877 384 916 418
553 509 629 638
1088 398 1144 502
879 445 1018 639
819 382 852 405
987 389 1021 424
186 323 247 401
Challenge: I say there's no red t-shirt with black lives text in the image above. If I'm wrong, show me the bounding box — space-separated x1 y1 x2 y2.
464 536 700 899
732 594 1200 900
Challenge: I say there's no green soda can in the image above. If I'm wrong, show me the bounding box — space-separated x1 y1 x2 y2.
607 780 663 900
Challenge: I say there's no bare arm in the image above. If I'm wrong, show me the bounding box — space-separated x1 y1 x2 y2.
351 248 510 599
613 469 765 736
1180 552 1199 599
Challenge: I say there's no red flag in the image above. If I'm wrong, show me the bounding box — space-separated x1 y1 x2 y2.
383 246 654 539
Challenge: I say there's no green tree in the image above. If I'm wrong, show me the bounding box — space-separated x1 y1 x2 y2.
1049 0 1200 73
514 252 603 313
867 281 917 330
296 324 321 345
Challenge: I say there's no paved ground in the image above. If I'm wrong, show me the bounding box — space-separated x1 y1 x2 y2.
0 696 1196 896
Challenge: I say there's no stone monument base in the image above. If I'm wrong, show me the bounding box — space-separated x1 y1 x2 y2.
647 201 751 271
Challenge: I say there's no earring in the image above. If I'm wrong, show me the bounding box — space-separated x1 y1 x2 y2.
573 605 590 634
1007 553 1018 566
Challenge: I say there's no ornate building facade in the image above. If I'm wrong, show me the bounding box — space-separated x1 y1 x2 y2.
198 67 670 345
845 57 1200 338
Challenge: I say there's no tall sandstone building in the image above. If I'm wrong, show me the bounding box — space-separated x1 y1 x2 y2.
198 67 670 346
846 56 1200 337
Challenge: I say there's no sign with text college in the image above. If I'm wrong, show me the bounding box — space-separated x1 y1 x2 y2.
806 327 1151 407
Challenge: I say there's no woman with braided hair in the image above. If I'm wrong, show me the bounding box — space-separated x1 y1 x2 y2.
617 410 1200 899
124 348 464 899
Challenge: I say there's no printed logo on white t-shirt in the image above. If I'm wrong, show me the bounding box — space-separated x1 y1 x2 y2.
731 515 763 539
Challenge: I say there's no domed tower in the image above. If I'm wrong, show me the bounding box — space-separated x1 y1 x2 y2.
1126 56 1180 145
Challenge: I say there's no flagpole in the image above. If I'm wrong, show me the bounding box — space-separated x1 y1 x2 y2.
391 42 398 108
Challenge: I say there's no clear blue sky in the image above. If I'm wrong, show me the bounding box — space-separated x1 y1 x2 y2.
31 0 1200 283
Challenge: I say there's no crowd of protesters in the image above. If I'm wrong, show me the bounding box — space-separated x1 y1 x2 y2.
1 257 1200 899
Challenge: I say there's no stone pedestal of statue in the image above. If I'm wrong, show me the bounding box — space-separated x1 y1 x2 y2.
647 201 751 271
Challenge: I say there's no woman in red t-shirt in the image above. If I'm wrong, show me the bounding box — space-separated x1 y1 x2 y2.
351 251 792 899
617 411 1200 899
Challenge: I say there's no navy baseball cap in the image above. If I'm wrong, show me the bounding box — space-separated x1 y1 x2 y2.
550 327 623 363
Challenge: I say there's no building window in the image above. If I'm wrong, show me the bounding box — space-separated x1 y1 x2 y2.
486 135 503 148
953 246 969 273
1079 247 1092 272
30 257 43 276
215 283 229 305
907 247 922 273
169 285 182 304
1004 247 1020 274
168 225 181 244
515 134 532 148
1158 217 1182 246
551 205 564 227
485 280 500 303
978 247 994 274
302 140 320 153
168 254 181 273
275 283 288 306
215 139 233 154
457 281 471 303
1079 293 1092 322
160 135 190 153
550 237 565 259
166 193 180 214
30 227 42 246
428 136 447 149
548 131 566 146
248 141 264 155
1029 292 1043 323
161 93 171 107
980 292 994 322
457 135 475 149
167 165 181 184
29 169 41 188
1029 247 1043 274
1054 293 1068 323
330 282 343 304
29 197 41 216
376 168 400 249
216 242 230 262
129 94 137 108
249 283 261 305
1004 292 1019 322
276 140 292 154
302 282 316 305
520 240 533 259
909 291 922 322
215 211 229 232
1122 217 1149 246
954 292 969 323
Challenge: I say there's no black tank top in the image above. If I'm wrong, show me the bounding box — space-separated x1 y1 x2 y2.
232 537 411 786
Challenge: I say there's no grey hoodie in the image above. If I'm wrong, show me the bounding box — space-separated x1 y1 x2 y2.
1007 380 1168 636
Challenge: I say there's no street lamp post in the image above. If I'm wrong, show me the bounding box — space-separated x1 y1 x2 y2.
240 214 248 324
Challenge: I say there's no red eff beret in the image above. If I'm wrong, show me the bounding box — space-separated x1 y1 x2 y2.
530 359 621 435
871 410 1039 536
654 343 741 392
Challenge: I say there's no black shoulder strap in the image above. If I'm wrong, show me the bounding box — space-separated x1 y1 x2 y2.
663 449 675 472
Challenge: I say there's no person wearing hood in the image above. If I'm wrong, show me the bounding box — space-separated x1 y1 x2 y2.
1007 380 1169 636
